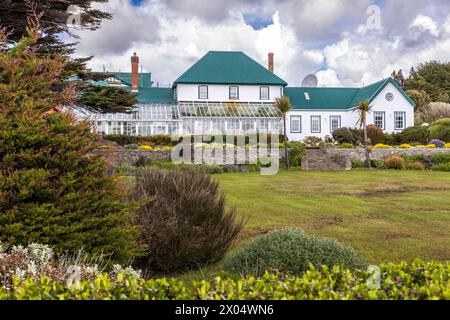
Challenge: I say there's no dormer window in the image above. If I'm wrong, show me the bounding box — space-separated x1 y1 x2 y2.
229 86 239 100
198 85 208 99
260 86 269 100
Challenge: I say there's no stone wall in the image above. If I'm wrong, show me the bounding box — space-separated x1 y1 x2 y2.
301 149 352 171
324 147 450 161
301 147 450 171
91 146 172 167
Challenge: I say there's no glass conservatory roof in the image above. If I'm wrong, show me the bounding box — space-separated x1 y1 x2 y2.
178 102 281 118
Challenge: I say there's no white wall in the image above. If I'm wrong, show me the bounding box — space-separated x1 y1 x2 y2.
286 82 415 141
176 84 283 102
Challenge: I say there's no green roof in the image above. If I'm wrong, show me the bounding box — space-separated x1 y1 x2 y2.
285 78 416 110
113 72 152 89
174 51 288 86
136 87 175 104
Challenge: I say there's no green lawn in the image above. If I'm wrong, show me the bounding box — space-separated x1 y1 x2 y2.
215 170 450 264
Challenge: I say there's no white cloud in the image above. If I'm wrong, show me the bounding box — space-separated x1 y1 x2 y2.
71 0 450 88
410 15 440 37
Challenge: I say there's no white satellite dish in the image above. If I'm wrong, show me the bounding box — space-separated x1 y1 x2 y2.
301 74 318 87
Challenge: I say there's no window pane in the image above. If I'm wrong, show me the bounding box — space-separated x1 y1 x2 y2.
374 112 385 129
229 86 239 99
260 86 269 100
290 116 301 133
199 85 208 99
311 116 321 133
330 116 341 133
394 112 405 130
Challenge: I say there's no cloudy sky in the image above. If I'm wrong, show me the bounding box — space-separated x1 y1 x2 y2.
71 0 450 87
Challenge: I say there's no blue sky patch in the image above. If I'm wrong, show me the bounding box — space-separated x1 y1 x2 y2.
243 14 274 30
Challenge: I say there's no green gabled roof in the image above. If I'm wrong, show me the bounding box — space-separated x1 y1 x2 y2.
136 87 175 104
174 51 288 86
113 72 152 88
285 77 416 110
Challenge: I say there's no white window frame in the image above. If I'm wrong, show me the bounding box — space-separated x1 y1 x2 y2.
198 85 208 99
374 111 385 130
290 115 302 133
311 116 321 133
229 86 239 100
394 111 406 130
330 115 341 133
260 86 269 100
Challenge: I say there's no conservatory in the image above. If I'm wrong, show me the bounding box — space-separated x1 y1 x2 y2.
92 101 283 136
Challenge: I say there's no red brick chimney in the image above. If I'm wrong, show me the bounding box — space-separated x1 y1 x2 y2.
131 52 139 92
268 52 274 73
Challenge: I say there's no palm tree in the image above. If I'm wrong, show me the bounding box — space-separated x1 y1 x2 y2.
275 95 292 170
353 100 373 169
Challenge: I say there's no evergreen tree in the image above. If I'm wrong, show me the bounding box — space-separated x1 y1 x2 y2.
0 21 142 262
0 0 137 114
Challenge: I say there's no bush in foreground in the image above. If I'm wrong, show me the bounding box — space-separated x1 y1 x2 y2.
223 229 367 276
383 156 406 169
1 260 448 300
133 168 245 274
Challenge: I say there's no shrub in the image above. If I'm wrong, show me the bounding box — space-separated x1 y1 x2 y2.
432 153 450 164
431 162 450 172
383 156 406 169
382 133 401 146
426 144 437 148
288 142 306 167
132 168 245 274
428 118 450 142
399 144 412 149
352 159 366 168
366 125 384 145
420 102 450 123
373 143 392 149
0 27 141 263
406 161 425 170
1 260 449 300
332 128 354 144
429 139 445 148
398 126 430 144
198 165 224 174
339 143 355 149
138 145 153 150
223 229 367 276
303 136 323 148
445 143 450 148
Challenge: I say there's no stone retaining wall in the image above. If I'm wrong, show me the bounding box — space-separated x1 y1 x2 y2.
324 147 450 161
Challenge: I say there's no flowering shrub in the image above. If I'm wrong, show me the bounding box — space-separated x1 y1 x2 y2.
445 143 450 148
303 136 323 148
0 243 140 291
425 144 437 148
429 139 445 148
399 144 412 149
138 145 153 150
373 144 392 149
1 260 449 300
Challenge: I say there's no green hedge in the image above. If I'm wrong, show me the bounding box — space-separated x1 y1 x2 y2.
1 260 449 300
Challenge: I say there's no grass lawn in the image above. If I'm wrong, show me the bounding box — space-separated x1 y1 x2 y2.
215 170 450 264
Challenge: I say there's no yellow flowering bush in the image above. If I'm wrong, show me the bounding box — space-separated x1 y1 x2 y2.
398 144 412 149
425 144 437 148
445 143 450 148
373 144 392 149
138 145 153 150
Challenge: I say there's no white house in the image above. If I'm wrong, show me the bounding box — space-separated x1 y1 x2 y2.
89 51 416 139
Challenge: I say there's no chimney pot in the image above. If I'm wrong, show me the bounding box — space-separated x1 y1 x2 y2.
268 52 274 73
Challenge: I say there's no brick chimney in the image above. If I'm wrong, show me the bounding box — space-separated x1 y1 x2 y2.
131 52 139 92
268 52 274 73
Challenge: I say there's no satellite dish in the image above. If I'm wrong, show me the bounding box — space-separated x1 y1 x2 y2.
301 74 318 87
